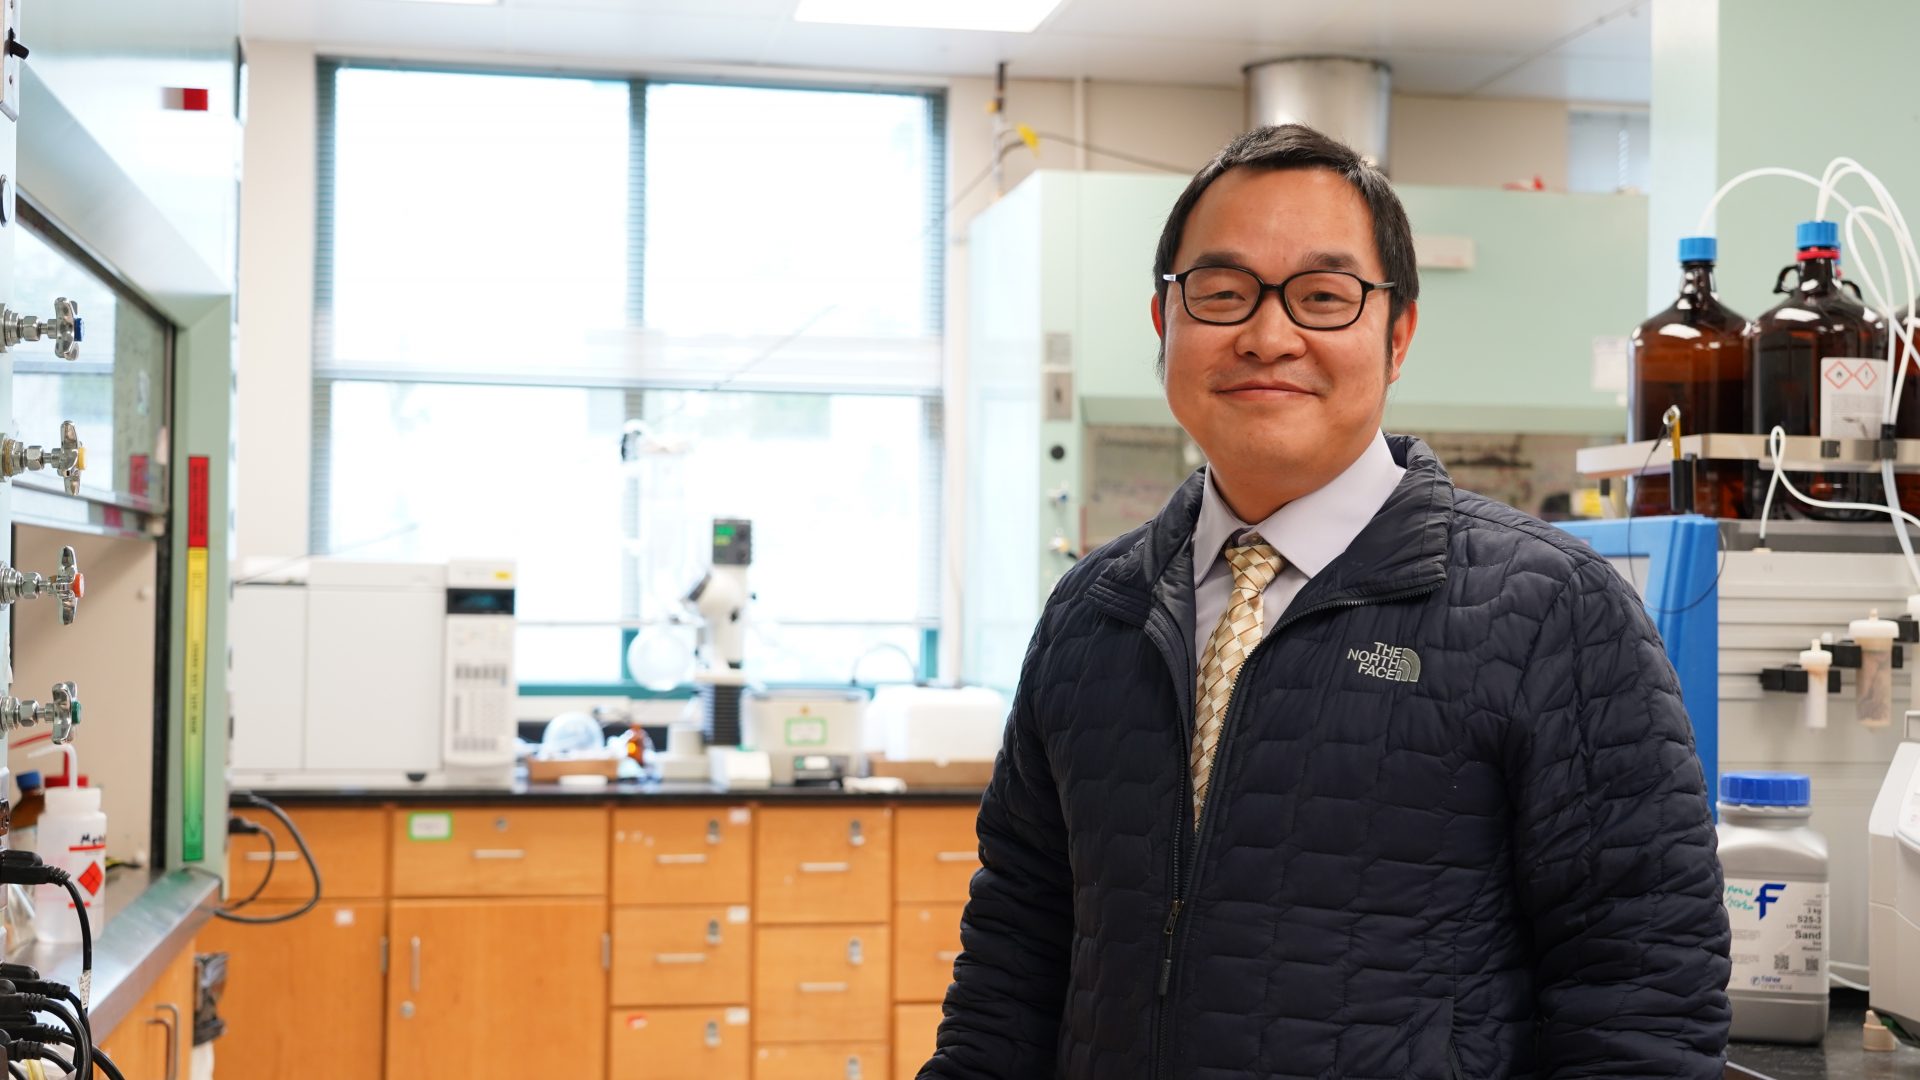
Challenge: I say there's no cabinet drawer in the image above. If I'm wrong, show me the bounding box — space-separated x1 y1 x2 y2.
892 905 962 1004
228 807 388 900
893 1004 944 1080
756 808 891 924
753 925 890 1043
389 807 607 897
612 904 752 1005
613 807 752 905
754 1043 889 1080
611 1006 751 1080
892 808 978 904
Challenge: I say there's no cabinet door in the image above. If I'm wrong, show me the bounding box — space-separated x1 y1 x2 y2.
754 1042 889 1080
893 808 979 904
226 806 389 901
892 904 963 1004
610 1006 751 1080
893 1004 944 1080
754 925 890 1042
756 808 891 924
612 904 751 1005
387 899 607 1080
613 806 753 905
197 900 386 1080
98 938 197 1080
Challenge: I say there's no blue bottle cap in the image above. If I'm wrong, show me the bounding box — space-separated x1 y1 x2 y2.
1797 220 1840 250
1720 770 1812 807
1678 236 1717 263
16 770 41 792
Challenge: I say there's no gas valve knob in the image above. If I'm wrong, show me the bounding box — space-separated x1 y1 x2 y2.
1 421 85 494
0 545 84 624
0 296 80 360
2 682 79 743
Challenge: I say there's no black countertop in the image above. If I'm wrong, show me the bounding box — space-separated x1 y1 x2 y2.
1728 991 1920 1079
231 779 987 805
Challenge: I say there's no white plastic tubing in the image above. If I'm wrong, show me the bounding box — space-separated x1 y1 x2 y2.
1696 161 1920 589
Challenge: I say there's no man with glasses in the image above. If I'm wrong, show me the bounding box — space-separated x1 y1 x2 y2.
923 125 1729 1079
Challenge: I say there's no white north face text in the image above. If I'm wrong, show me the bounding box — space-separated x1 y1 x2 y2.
1348 641 1421 683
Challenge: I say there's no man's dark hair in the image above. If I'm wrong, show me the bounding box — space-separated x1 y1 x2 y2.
1152 123 1419 378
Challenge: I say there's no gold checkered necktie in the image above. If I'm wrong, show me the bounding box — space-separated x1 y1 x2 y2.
1191 532 1284 826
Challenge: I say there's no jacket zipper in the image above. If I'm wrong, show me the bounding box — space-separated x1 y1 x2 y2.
1149 580 1443 1080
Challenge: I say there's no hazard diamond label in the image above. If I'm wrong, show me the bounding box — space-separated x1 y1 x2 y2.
76 862 103 897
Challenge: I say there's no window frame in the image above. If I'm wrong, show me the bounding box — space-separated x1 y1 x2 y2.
310 59 949 689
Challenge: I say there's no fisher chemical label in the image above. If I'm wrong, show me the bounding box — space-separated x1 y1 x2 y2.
1726 877 1826 994
1819 356 1888 440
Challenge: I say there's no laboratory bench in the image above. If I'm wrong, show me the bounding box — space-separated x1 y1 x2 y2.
206 784 986 1080
1729 991 1920 1078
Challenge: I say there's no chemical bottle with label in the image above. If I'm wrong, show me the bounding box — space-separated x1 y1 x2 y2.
1751 220 1891 520
27 743 105 946
1719 771 1829 1044
1629 236 1753 517
1884 301 1920 515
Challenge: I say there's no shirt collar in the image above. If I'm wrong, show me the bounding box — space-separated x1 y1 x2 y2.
1191 431 1406 585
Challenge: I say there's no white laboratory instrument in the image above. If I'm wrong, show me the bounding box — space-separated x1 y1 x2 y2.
229 557 518 789
743 688 866 784
1868 713 1920 1043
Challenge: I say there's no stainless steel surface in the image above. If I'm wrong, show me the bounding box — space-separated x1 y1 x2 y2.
1 422 84 496
1578 433 1920 478
1244 57 1391 169
10 869 220 1040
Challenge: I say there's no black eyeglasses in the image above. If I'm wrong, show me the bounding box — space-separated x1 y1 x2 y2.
1161 266 1394 330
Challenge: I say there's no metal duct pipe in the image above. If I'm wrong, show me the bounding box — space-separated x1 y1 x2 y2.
1244 57 1392 172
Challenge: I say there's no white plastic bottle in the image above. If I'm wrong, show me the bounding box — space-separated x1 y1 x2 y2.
28 744 105 945
1719 771 1829 1044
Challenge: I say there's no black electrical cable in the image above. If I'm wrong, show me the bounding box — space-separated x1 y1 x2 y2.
214 794 321 925
1622 414 1730 615
89 1046 123 1080
55 878 91 1015
6 1064 23 1080
16 1044 72 1075
223 817 276 913
31 996 88 1080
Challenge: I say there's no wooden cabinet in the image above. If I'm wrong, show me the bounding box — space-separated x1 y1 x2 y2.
227 806 389 901
891 904 962 1004
199 900 386 1080
893 1004 943 1080
99 938 197 1080
386 899 607 1080
390 807 609 897
892 809 978 904
754 1042 890 1080
613 807 753 905
612 904 751 1005
754 924 890 1043
609 1006 751 1080
756 808 891 924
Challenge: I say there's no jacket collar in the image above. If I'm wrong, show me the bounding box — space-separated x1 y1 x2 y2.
1089 433 1454 628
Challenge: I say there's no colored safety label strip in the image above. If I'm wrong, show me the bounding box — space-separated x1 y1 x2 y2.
183 456 210 862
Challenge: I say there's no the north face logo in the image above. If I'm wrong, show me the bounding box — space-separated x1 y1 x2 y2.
1348 641 1421 683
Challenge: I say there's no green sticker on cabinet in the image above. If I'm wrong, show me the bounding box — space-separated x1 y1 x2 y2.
408 812 453 842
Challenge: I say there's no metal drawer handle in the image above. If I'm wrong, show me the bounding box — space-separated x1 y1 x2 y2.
933 851 975 863
798 981 849 993
244 851 300 862
936 950 961 962
654 953 710 965
148 1003 181 1080
657 853 709 865
410 936 422 993
471 848 525 860
800 861 851 874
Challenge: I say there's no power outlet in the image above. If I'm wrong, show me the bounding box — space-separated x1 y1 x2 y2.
0 0 20 123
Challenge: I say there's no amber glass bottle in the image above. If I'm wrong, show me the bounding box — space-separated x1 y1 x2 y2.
1750 220 1892 520
1629 236 1752 517
1886 302 1920 516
